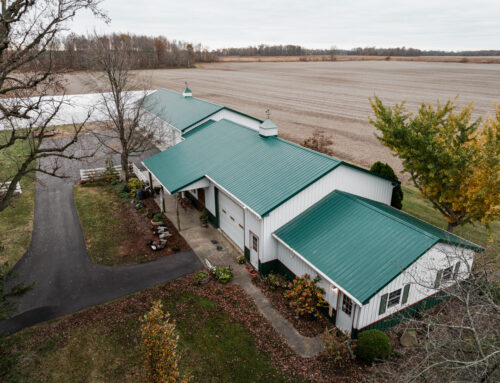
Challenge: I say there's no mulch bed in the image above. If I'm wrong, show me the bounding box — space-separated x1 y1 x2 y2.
16 274 373 383
252 276 334 337
78 181 190 265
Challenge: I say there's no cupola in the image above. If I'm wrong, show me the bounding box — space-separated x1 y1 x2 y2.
259 110 278 137
183 82 192 98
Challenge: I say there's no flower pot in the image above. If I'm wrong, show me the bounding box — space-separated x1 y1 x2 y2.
151 219 162 226
249 269 258 279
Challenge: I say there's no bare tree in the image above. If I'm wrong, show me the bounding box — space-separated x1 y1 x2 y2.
376 245 500 383
302 129 334 156
0 0 105 212
90 33 163 181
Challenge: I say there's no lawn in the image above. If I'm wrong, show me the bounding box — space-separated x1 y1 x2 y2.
4 277 305 383
401 184 499 250
0 131 35 269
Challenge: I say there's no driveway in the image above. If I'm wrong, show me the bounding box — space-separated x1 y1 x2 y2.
0 135 202 335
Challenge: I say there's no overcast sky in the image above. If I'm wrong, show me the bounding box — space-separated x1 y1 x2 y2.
69 0 500 51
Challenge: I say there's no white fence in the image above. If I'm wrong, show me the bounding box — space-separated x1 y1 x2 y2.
0 181 22 195
132 163 149 183
79 164 132 182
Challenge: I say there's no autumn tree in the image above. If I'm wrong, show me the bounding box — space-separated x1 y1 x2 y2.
302 129 334 156
370 97 499 233
140 300 189 383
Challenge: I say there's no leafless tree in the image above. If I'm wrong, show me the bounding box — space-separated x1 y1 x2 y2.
302 129 334 156
0 0 105 212
376 245 499 383
89 33 164 181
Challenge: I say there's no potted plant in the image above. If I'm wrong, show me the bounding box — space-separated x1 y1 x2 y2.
199 209 208 227
237 255 246 264
193 270 210 285
151 212 164 226
249 269 258 279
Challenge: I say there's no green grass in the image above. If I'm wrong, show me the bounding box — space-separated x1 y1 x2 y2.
0 131 35 269
6 291 302 383
402 184 499 249
74 183 134 265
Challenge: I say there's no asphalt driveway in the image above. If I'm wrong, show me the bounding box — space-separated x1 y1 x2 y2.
0 135 202 335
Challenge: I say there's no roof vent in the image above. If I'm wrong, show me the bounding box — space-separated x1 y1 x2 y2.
183 82 192 98
259 110 278 137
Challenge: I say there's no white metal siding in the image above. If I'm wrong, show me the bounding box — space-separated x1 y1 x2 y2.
183 109 261 134
356 243 474 330
218 191 245 250
261 165 394 263
205 183 216 215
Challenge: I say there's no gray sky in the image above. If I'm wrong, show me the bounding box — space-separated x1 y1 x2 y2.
70 0 500 51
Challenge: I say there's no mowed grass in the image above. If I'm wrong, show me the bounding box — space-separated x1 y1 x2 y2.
7 290 301 383
402 184 499 250
74 184 133 265
0 131 35 268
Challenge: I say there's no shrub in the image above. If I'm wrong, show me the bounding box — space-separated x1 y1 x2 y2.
265 273 285 290
127 177 143 198
324 328 353 367
119 191 130 200
192 270 209 285
284 274 328 318
140 300 189 383
172 245 180 251
355 329 391 363
302 129 334 156
153 213 163 222
370 161 403 209
212 266 233 284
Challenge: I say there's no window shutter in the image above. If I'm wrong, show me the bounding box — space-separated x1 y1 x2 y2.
402 284 410 304
453 262 461 280
434 270 443 289
379 293 388 315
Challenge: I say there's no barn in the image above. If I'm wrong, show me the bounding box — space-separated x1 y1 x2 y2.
141 87 484 336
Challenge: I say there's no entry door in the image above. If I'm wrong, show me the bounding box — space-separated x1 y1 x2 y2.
249 231 259 268
336 292 354 334
197 188 205 211
218 191 244 250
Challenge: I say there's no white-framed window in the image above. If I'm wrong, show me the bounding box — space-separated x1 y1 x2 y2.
342 294 352 316
387 289 402 308
250 232 259 252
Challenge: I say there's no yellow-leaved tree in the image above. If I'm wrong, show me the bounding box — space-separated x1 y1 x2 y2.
370 98 499 233
140 300 189 383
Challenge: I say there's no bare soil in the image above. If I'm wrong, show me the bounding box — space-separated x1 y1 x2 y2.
61 61 500 180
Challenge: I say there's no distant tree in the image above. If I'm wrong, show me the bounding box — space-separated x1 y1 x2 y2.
370 97 499 233
370 161 403 209
140 300 189 383
302 129 334 156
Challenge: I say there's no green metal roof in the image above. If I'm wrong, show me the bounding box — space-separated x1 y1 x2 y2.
143 119 342 216
274 190 484 304
142 89 223 132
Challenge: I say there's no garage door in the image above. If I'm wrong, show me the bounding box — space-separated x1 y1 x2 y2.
218 191 244 250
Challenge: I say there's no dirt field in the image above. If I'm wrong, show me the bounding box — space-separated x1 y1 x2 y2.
61 61 500 180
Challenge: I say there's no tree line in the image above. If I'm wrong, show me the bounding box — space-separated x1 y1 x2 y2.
25 33 218 72
214 45 500 57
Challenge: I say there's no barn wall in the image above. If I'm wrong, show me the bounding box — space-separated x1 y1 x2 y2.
183 109 261 135
356 243 475 330
261 165 394 263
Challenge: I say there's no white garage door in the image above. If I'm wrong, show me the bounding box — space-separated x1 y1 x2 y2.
218 191 244 250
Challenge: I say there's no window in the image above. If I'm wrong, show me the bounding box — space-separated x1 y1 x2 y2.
387 289 402 308
442 266 453 282
342 294 352 316
250 232 259 252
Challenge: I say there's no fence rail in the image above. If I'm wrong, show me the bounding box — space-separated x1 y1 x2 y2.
0 181 22 195
132 163 149 183
79 164 132 182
